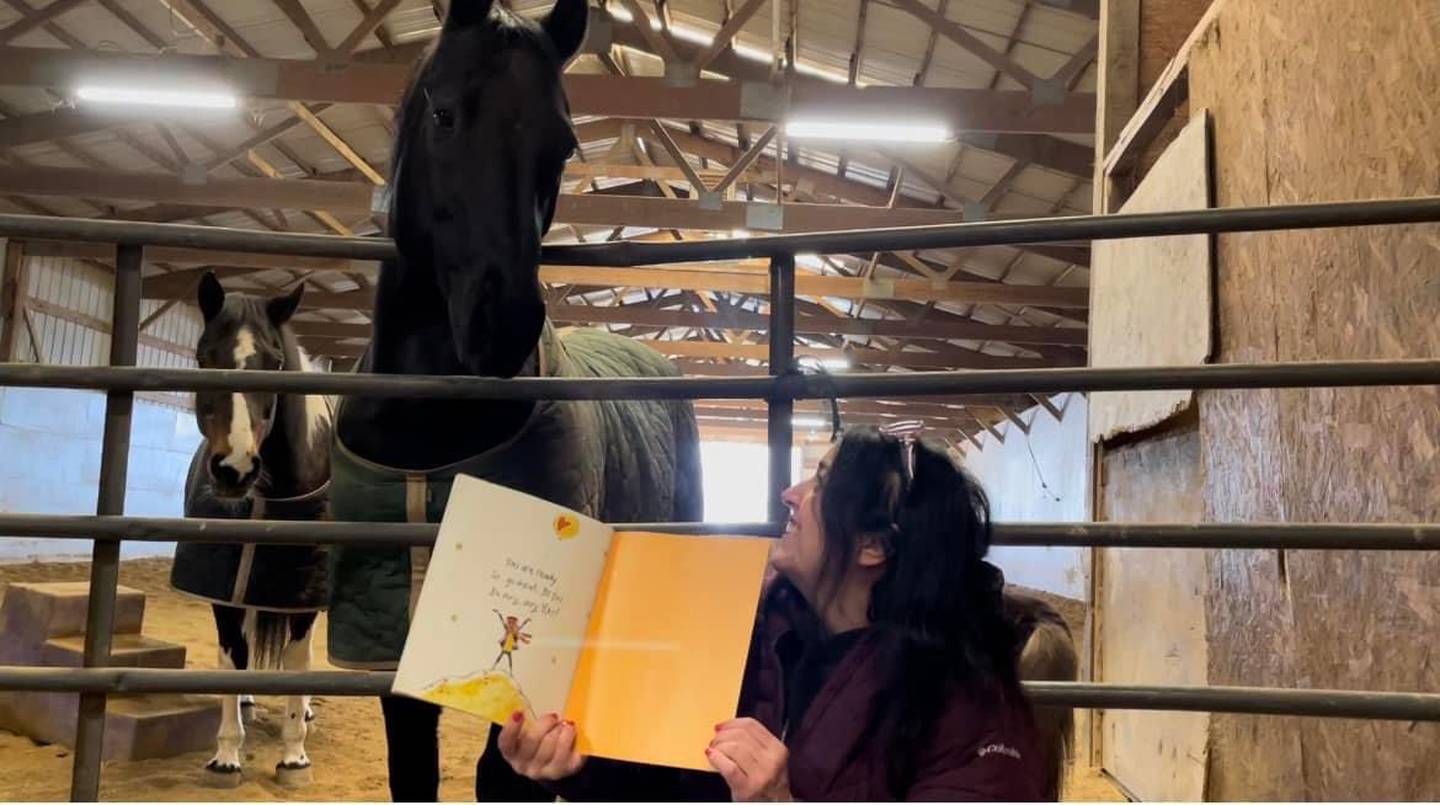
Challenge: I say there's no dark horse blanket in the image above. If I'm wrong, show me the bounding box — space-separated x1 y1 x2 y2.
170 447 331 612
326 323 703 670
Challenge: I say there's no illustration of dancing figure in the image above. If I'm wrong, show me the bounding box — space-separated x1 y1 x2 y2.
492 610 532 674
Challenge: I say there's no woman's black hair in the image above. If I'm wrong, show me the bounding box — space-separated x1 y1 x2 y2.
812 425 1023 793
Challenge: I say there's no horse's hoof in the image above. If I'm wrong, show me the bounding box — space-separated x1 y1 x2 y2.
202 763 242 789
276 761 313 788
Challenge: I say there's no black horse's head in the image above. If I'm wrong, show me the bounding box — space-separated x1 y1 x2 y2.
389 0 587 377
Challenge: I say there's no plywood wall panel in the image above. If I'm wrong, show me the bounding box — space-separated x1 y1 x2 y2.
1096 417 1209 801
1189 0 1440 798
1089 110 1211 442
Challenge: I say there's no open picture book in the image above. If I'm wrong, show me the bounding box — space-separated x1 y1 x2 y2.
392 474 774 771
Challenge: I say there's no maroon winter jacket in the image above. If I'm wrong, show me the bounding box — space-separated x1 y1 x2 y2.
545 581 1050 802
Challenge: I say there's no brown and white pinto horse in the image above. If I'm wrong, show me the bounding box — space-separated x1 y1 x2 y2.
172 272 333 788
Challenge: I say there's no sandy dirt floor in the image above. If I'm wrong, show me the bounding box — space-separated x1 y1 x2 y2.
0 558 1127 802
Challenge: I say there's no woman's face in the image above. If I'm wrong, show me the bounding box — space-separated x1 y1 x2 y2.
771 445 838 598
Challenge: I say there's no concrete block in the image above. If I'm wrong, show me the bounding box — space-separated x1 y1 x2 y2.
41 634 187 670
0 582 147 657
0 691 220 761
0 582 217 762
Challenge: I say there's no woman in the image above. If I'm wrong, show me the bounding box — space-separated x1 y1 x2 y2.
497 427 1050 801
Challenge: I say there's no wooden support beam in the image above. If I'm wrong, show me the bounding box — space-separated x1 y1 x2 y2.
605 18 1094 177
0 0 86 44
640 339 1062 370
646 121 707 193
883 0 1042 89
290 307 1086 348
619 0 681 66
0 163 1084 244
26 239 364 273
0 107 145 149
1031 393 1066 420
0 237 22 361
692 0 766 73
995 405 1032 434
1094 0 1141 211
546 303 1088 345
335 0 402 56
957 133 1092 178
272 0 333 56
266 266 1087 310
0 47 1095 134
287 102 386 185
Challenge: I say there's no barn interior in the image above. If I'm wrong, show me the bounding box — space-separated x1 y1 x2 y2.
1 0 1438 800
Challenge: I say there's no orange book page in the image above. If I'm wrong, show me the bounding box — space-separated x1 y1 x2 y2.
563 531 772 771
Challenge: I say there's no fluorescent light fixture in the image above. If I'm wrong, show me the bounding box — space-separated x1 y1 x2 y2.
76 85 238 110
819 357 851 370
784 119 951 143
792 416 827 429
730 229 751 239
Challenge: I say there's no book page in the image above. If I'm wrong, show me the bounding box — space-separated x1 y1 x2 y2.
564 531 773 771
392 474 613 725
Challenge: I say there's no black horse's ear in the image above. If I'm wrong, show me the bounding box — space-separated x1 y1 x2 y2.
198 271 225 322
267 283 304 325
542 0 589 63
445 0 495 29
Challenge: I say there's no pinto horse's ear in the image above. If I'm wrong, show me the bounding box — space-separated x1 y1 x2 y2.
266 283 304 326
542 0 589 64
198 271 225 323
444 0 495 29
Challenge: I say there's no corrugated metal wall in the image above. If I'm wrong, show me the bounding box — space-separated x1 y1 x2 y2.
13 256 202 410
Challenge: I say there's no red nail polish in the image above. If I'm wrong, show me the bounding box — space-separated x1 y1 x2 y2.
511 711 524 723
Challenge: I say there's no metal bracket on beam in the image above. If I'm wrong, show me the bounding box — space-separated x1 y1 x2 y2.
179 164 208 187
1031 77 1067 106
581 9 614 54
371 185 391 215
663 62 699 88
745 202 784 231
739 81 788 121
697 191 724 211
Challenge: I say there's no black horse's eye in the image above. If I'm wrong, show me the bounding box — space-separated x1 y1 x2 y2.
433 107 455 129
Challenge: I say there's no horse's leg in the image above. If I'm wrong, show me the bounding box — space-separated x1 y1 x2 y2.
239 694 256 725
276 612 318 788
205 605 247 787
380 694 442 802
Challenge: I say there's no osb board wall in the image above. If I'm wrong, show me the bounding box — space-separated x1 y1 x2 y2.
1096 415 1209 801
1189 0 1440 799
1090 110 1212 443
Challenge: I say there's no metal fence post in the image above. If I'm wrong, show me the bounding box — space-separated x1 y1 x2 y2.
767 253 796 525
69 244 143 801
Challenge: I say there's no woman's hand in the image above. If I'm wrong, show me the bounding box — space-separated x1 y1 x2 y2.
496 711 587 782
707 717 792 801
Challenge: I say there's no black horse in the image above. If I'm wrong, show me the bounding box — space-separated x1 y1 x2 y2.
323 0 703 800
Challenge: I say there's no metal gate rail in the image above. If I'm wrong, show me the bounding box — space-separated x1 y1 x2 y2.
1 196 1438 800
